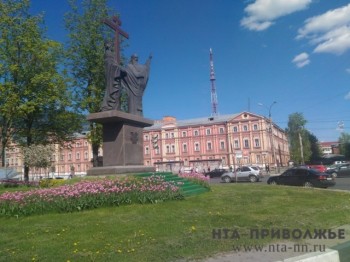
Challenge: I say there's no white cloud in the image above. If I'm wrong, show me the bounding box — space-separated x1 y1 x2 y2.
292 52 310 68
345 92 350 100
241 0 312 31
297 4 350 55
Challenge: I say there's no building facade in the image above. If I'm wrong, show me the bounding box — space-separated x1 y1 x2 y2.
4 132 97 180
3 111 290 179
319 141 340 155
143 112 290 173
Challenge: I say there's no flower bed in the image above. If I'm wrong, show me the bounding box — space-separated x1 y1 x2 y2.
0 175 183 216
178 172 210 188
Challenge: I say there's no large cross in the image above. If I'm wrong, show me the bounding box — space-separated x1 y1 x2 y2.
103 16 129 64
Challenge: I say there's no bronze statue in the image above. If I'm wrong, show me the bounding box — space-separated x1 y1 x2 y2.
101 16 152 116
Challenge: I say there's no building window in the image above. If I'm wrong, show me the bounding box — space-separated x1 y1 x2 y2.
68 153 72 161
243 125 248 131
234 140 240 148
155 148 160 155
253 124 258 131
207 142 212 151
244 139 249 148
84 141 88 146
171 144 175 153
182 131 187 137
219 127 224 134
256 155 261 163
194 130 199 136
233 126 238 132
145 146 149 154
254 138 260 147
76 142 81 147
84 151 88 160
194 142 200 151
206 129 211 135
220 141 225 150
182 143 187 152
60 154 64 161
76 152 80 160
171 133 174 138
222 157 226 165
165 133 169 139
166 145 170 153
144 135 149 141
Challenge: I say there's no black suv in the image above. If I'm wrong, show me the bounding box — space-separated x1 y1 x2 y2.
205 168 227 178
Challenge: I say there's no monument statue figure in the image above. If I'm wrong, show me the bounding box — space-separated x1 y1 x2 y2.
87 16 155 174
100 16 152 116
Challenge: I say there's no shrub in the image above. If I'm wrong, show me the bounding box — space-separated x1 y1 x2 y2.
39 178 66 188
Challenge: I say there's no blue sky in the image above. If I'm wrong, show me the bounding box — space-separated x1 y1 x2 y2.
30 0 350 142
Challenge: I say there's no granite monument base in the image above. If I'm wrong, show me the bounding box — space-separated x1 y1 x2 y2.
86 110 155 176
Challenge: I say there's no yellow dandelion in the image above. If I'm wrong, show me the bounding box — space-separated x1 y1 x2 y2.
191 226 196 231
117 249 122 253
73 242 78 246
96 251 100 254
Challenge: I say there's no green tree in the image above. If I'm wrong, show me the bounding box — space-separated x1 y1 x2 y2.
286 112 311 164
338 133 350 159
64 0 119 167
307 131 322 162
0 0 82 180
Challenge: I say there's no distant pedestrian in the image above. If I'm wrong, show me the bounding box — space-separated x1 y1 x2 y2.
265 164 270 174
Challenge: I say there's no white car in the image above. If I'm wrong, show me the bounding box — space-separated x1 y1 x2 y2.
221 166 263 183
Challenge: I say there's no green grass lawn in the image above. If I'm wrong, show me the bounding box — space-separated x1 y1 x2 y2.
1 183 350 261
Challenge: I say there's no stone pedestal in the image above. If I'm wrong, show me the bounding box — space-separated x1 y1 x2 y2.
86 110 155 176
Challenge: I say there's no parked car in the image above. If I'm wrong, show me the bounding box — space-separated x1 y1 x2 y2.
221 166 262 183
326 163 350 178
205 168 227 178
326 163 344 170
306 164 327 173
267 167 335 188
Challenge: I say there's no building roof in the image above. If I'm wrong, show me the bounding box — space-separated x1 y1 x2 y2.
319 141 339 147
144 113 241 130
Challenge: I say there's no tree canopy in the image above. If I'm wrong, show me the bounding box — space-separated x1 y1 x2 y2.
0 0 82 179
64 0 120 166
286 112 311 164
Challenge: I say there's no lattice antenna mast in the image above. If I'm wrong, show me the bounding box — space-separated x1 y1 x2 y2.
209 48 218 116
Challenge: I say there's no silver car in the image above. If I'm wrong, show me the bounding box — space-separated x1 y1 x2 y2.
221 166 263 183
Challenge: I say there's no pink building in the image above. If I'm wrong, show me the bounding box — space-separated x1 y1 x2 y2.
3 111 290 178
4 132 95 180
143 112 290 173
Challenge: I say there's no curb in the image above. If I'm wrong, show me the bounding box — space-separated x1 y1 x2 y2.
276 248 339 262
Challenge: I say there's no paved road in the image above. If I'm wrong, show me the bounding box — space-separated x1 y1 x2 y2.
209 175 350 191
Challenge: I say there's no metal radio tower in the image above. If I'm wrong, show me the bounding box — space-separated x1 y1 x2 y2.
209 48 218 116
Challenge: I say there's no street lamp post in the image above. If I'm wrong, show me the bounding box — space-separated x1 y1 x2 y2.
258 101 278 173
